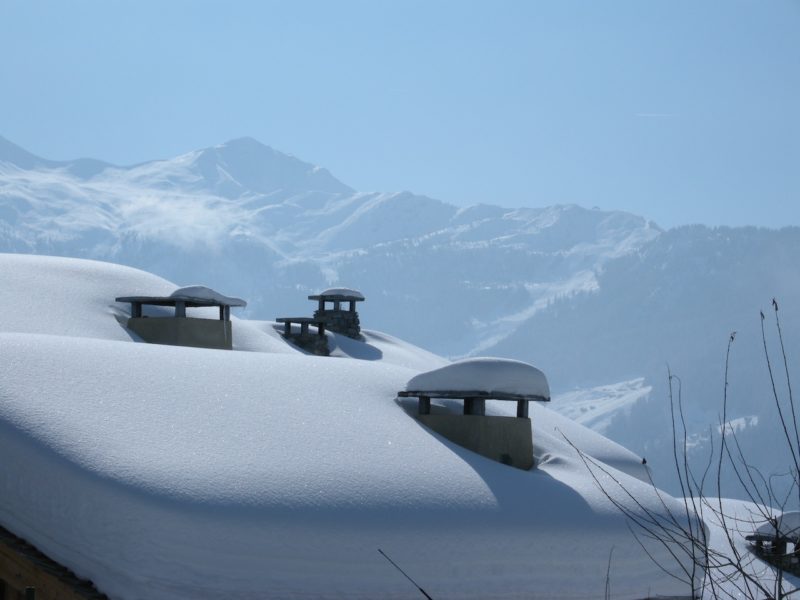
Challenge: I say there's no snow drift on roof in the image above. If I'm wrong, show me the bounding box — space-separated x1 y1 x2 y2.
169 285 246 307
406 356 550 399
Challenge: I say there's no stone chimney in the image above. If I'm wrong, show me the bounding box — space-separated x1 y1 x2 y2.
308 288 364 339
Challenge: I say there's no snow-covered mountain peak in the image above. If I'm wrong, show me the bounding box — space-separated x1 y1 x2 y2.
188 137 354 198
97 137 353 200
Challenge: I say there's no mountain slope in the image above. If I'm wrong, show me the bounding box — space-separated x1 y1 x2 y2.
497 225 800 496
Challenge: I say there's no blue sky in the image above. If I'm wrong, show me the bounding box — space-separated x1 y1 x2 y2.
1 0 798 228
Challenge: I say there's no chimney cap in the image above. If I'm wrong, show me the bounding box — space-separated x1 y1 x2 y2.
308 287 365 302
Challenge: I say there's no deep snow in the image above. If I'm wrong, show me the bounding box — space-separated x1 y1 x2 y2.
0 254 703 599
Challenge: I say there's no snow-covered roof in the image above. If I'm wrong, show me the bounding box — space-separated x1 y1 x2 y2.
405 357 551 400
309 287 364 300
0 254 696 600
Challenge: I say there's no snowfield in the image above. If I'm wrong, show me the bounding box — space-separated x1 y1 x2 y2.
0 254 702 599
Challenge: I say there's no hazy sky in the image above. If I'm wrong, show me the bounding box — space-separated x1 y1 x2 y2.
1 1 798 229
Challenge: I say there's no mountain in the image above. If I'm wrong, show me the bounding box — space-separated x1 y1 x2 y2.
1 135 798 498
114 136 355 198
489 225 800 496
493 225 800 390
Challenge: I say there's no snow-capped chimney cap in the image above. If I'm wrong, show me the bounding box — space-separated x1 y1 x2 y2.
753 511 800 541
308 287 365 301
169 285 247 307
405 357 550 401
